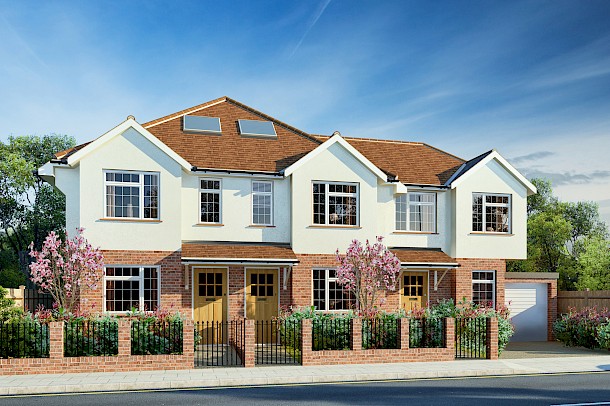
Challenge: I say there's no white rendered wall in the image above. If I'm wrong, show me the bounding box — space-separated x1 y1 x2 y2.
291 143 383 254
54 165 80 236
181 175 290 243
72 127 183 251
452 158 528 259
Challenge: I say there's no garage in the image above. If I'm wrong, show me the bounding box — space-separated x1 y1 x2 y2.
505 281 549 342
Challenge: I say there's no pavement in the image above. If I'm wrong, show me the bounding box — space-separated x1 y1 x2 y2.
1 343 610 396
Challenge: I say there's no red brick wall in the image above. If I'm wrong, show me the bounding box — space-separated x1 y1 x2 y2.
81 250 189 315
455 258 506 309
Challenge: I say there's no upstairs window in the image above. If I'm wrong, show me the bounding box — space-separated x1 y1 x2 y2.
252 181 273 225
472 193 511 233
104 171 159 219
200 179 221 223
313 269 355 311
313 182 358 226
396 192 436 232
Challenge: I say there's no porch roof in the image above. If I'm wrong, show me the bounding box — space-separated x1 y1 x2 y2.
181 241 298 264
390 247 458 268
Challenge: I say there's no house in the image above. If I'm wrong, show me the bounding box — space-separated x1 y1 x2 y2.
38 96 537 325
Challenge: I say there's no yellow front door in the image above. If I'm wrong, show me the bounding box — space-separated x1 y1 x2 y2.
246 269 278 320
194 268 227 323
401 272 428 311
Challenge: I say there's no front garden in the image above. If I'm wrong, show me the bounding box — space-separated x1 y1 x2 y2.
553 307 610 350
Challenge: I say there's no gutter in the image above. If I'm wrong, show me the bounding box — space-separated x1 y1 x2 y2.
191 166 284 178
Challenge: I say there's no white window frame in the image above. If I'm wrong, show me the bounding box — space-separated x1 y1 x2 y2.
312 181 359 226
251 180 273 226
103 265 161 313
471 270 495 307
103 170 160 220
395 192 437 232
312 268 355 312
472 193 512 233
199 178 222 224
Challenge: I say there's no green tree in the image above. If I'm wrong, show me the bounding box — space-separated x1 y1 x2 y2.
575 236 610 290
0 134 75 275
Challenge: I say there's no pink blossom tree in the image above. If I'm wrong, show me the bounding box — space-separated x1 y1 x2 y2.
335 236 401 315
28 228 104 312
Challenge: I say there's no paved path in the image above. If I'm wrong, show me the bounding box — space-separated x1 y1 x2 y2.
1 354 610 396
501 341 610 359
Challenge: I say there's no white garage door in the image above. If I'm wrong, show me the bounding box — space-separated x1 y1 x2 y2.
505 283 548 342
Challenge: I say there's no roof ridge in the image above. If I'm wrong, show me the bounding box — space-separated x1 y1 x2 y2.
142 96 322 145
314 134 425 146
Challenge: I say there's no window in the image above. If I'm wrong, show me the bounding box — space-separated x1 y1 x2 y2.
200 178 221 223
313 269 355 311
472 193 511 233
472 271 495 307
312 182 358 226
104 171 159 219
396 192 436 232
252 181 273 225
104 266 159 312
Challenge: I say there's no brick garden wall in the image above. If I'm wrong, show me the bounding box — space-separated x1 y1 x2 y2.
0 320 194 376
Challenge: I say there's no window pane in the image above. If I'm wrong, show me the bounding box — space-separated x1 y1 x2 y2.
201 191 221 223
396 194 407 231
313 183 326 224
472 194 483 232
143 175 159 219
106 279 139 312
143 267 158 311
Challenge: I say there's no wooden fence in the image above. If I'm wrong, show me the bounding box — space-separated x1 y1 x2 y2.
557 290 610 314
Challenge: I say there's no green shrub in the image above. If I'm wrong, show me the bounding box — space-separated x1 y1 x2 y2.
553 307 610 349
63 317 119 357
0 320 49 358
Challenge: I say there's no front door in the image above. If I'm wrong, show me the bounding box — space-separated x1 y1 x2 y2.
194 268 227 323
401 271 428 311
246 269 278 320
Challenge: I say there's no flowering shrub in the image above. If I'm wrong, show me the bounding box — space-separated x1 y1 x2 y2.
335 236 401 315
29 228 104 312
553 307 610 349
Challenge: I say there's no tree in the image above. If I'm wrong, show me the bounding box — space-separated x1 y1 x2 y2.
28 228 104 312
527 178 557 216
575 236 610 291
0 134 75 275
335 236 401 315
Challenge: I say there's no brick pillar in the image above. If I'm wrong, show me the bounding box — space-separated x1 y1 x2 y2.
182 319 194 364
399 318 410 350
243 319 255 368
49 322 64 359
486 317 498 360
118 320 131 357
445 318 455 352
301 319 313 366
351 319 362 351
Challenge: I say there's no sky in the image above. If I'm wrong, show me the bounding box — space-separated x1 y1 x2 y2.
1 0 609 226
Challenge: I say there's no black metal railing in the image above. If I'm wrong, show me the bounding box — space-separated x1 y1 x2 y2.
255 319 301 365
362 318 400 349
455 317 487 359
131 320 183 355
312 318 351 351
23 289 54 312
64 320 118 357
409 318 446 348
0 321 49 358
195 320 244 367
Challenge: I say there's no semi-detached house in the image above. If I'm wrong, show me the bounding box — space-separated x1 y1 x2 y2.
38 96 537 324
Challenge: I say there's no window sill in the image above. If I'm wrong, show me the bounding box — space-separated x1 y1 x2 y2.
308 225 362 229
194 223 224 227
469 232 514 236
248 225 276 228
392 231 439 235
98 218 162 223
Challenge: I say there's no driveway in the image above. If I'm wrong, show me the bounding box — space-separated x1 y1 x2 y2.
501 341 610 359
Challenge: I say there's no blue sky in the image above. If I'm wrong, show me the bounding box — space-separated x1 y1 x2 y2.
1 0 609 224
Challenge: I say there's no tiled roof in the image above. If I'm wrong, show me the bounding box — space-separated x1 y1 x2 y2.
182 241 297 261
143 97 321 173
390 248 456 264
55 98 466 185
314 135 464 186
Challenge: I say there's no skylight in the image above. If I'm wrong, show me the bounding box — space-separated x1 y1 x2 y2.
238 119 277 137
183 115 222 134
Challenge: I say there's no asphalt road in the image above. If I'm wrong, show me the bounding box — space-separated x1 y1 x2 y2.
1 372 610 406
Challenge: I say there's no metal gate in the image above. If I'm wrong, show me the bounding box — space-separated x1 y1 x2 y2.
23 289 54 311
455 318 488 359
255 319 301 365
195 320 245 367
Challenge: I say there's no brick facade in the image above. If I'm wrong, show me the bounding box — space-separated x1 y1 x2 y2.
454 258 506 309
